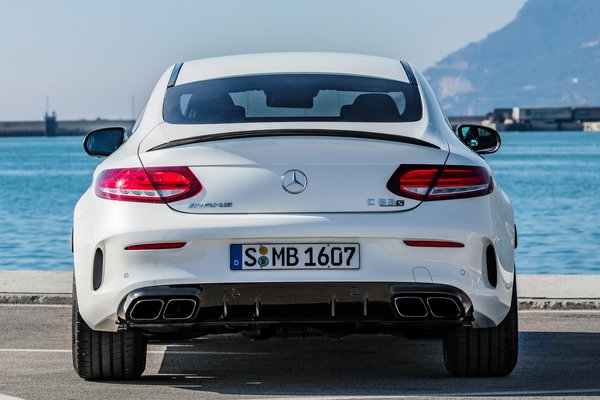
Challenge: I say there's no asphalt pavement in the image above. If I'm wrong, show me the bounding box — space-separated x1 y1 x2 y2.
1 304 600 400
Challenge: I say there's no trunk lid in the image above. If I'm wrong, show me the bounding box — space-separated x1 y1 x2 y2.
138 126 449 214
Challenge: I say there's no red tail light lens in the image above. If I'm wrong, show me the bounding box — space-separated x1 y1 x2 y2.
387 165 492 200
95 167 202 203
404 240 465 248
392 168 439 198
125 242 187 250
428 167 492 199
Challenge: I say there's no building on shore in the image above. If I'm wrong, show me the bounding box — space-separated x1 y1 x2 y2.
449 106 600 131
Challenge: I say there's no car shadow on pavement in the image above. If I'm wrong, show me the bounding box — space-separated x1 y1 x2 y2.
127 332 600 397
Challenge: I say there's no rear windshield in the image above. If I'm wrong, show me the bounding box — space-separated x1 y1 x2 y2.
163 74 422 124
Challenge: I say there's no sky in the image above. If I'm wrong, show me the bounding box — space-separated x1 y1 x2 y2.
0 0 526 121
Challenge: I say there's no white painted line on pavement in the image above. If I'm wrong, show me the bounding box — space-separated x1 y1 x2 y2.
268 387 600 399
0 349 70 353
149 350 267 355
0 348 266 355
0 393 27 400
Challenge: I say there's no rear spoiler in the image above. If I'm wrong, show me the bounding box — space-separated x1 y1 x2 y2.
148 129 440 151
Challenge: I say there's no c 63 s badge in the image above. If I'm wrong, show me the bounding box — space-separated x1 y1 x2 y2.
367 198 404 207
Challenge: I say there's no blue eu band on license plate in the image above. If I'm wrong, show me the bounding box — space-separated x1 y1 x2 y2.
230 243 360 270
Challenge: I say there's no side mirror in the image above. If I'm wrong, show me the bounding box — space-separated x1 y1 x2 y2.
83 127 126 157
456 124 501 154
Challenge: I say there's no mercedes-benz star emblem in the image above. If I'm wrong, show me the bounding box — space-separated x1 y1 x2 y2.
281 169 308 194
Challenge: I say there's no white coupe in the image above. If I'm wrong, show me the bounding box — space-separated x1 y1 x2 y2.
72 53 518 380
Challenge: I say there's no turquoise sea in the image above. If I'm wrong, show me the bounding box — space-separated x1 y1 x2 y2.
0 132 598 273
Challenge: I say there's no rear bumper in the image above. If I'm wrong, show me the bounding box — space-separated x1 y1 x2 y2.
117 282 474 337
74 190 515 332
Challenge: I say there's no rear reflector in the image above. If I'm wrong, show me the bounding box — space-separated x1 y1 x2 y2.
387 165 492 200
125 242 187 250
96 167 201 203
403 240 465 248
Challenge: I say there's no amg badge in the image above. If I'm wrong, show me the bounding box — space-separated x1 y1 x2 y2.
188 202 233 209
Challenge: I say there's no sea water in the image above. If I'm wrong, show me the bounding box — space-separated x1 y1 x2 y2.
0 132 598 273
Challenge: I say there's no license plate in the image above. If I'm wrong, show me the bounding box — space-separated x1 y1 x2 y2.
230 243 360 270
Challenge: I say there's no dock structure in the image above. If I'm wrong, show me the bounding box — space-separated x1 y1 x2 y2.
44 112 58 136
3 106 600 136
449 106 600 131
0 117 134 137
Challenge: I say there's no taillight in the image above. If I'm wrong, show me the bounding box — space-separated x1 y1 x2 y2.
387 165 492 200
429 167 492 199
125 242 187 250
95 167 202 203
404 240 465 248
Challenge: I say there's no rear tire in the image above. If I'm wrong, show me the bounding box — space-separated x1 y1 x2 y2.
72 283 147 380
443 279 518 377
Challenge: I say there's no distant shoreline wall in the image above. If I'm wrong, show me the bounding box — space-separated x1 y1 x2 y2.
0 119 135 138
449 106 600 131
2 109 600 137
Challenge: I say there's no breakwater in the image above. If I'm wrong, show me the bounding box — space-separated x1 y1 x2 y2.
450 106 600 131
4 105 600 137
0 119 134 137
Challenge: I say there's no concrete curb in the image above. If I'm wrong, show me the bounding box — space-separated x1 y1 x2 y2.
2 271 600 309
0 293 71 305
2 293 600 310
518 298 600 310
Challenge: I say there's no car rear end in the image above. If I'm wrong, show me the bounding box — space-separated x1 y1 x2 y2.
76 179 509 333
72 54 517 379
74 68 513 334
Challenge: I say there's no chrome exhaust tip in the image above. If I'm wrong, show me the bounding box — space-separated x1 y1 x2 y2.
426 296 461 318
163 298 197 320
393 296 428 317
129 299 164 321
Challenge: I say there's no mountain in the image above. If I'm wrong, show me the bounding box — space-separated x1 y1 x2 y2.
424 0 600 116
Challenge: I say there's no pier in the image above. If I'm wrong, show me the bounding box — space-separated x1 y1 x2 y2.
0 117 134 138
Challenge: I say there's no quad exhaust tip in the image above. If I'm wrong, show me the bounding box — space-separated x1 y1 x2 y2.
393 296 462 319
129 299 164 321
129 298 198 322
163 298 197 320
426 297 461 318
394 297 428 317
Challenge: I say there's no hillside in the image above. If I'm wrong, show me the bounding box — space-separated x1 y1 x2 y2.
425 0 600 115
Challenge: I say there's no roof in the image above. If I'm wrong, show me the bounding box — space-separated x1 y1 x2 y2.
174 52 411 85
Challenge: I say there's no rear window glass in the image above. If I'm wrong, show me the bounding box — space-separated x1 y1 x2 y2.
163 74 422 124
